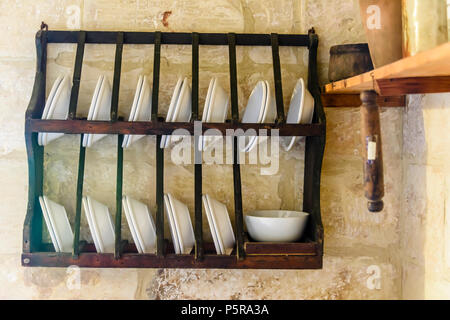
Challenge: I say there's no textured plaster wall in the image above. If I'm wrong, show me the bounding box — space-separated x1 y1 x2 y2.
401 93 450 299
0 0 407 299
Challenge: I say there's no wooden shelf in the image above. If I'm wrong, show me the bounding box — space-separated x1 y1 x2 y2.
21 241 323 269
321 94 405 108
324 42 450 96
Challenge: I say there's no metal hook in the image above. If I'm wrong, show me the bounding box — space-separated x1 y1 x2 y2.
40 21 48 31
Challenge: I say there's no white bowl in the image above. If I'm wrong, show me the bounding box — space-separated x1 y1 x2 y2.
244 210 309 242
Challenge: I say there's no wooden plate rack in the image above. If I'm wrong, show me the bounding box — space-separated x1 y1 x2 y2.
22 27 326 269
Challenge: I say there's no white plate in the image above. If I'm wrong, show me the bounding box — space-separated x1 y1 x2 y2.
39 196 61 252
122 75 144 148
246 81 277 153
82 196 102 253
202 195 222 254
166 193 195 255
205 194 235 255
164 194 182 254
41 196 73 253
38 75 71 146
202 77 216 122
164 78 192 148
82 75 104 147
83 196 115 253
41 76 64 120
123 196 156 254
83 75 112 148
240 81 267 152
123 75 153 148
282 78 315 152
122 196 144 253
161 77 183 149
200 78 230 151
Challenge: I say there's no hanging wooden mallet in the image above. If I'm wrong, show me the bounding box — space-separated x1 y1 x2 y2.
360 90 384 212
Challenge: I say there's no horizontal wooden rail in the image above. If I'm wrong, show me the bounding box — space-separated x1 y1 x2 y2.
26 119 325 136
22 252 322 269
45 30 310 47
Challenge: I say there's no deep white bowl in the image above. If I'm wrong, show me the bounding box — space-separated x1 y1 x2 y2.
244 210 309 242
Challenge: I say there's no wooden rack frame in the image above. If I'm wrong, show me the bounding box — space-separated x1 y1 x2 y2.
22 28 326 269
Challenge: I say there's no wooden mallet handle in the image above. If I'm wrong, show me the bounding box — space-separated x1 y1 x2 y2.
360 90 384 212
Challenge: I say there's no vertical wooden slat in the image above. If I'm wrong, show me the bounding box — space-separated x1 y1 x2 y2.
192 32 203 260
24 30 47 254
151 31 161 121
271 33 285 123
228 33 245 259
68 31 86 119
228 33 239 122
303 28 325 249
110 32 124 121
152 31 164 256
72 134 86 258
191 32 199 120
114 134 124 259
156 135 164 256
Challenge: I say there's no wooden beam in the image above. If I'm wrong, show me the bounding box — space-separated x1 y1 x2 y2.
376 76 450 96
321 94 405 108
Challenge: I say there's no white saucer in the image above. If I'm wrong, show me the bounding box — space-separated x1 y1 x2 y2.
83 75 112 148
39 196 73 252
38 75 71 146
82 196 115 253
122 195 156 254
123 75 152 148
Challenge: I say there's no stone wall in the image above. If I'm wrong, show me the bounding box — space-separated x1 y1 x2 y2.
2 0 442 299
401 93 450 299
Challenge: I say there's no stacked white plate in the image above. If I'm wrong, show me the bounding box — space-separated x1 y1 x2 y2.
281 78 315 151
38 75 71 146
122 195 157 254
160 77 192 149
202 194 235 255
163 193 195 254
82 196 115 253
240 80 277 152
199 77 230 151
122 75 153 149
82 75 112 148
39 196 73 252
